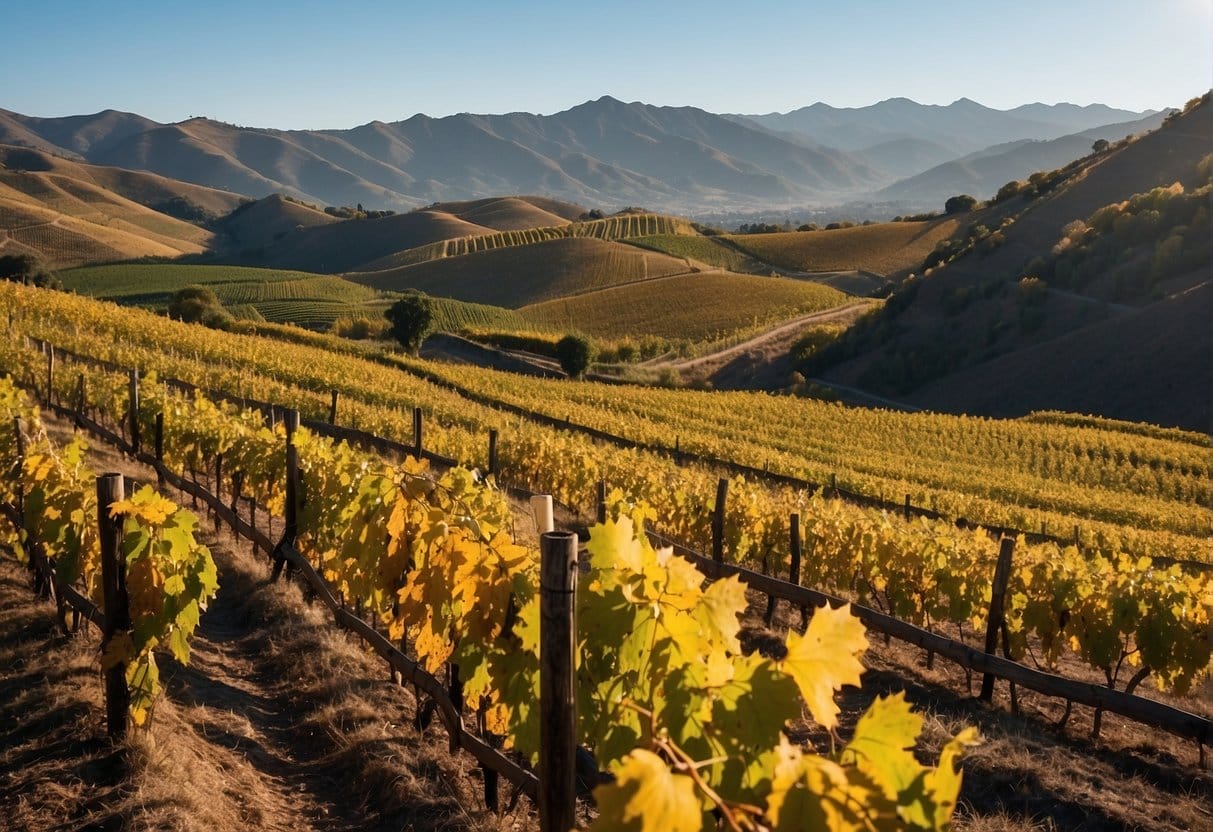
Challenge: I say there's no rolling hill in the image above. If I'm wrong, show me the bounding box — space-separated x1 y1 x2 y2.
877 112 1169 206
723 217 961 276
812 95 1213 431
348 236 694 307
520 271 849 340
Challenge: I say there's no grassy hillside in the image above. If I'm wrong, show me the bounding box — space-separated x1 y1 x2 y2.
724 218 960 275
216 194 339 252
60 263 382 328
627 234 763 272
427 296 538 333
349 236 692 307
0 150 232 268
232 208 496 272
0 189 203 268
521 271 848 340
816 95 1213 431
358 212 695 271
0 144 247 220
426 196 581 230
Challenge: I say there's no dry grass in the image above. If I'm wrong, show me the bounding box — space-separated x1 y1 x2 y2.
724 218 961 276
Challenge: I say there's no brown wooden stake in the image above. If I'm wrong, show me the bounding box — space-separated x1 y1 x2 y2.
272 410 300 582
487 428 498 476
230 471 244 534
596 479 607 525
539 530 577 832
979 537 1015 702
45 346 54 408
74 373 85 426
712 477 728 564
154 413 165 486
213 454 224 532
904 493 911 522
127 369 140 455
830 472 837 496
413 406 423 458
329 389 339 424
97 473 130 741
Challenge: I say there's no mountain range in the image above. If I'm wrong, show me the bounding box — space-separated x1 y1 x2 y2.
0 97 1165 213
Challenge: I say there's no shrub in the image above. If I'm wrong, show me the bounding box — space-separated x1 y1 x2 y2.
555 334 595 379
945 194 978 214
0 254 59 289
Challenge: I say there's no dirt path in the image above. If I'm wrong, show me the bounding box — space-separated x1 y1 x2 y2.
645 299 872 372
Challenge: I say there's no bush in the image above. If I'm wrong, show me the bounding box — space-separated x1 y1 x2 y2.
1017 276 1048 306
331 315 390 340
385 292 434 355
945 194 978 214
555 334 595 379
0 254 59 289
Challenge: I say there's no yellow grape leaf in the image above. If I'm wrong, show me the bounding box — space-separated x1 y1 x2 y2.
842 693 924 801
587 516 646 575
780 604 867 730
767 737 895 832
692 575 748 655
591 749 702 832
921 726 981 830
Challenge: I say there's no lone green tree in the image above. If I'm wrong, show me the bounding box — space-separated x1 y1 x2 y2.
555 334 594 379
386 292 434 356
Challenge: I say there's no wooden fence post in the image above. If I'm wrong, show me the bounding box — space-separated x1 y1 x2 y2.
213 454 224 532
766 513 804 627
97 473 130 741
979 537 1015 702
487 428 498 477
271 410 301 582
904 493 911 522
45 346 54 408
712 477 728 564
596 479 607 524
74 373 85 426
329 389 339 424
154 413 165 486
413 406 423 458
128 369 141 455
539 530 578 832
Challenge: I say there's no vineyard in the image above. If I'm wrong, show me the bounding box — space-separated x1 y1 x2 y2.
351 236 694 308
2 340 981 831
520 272 848 340
2 279 1212 830
366 213 696 270
724 218 962 276
2 282 1210 693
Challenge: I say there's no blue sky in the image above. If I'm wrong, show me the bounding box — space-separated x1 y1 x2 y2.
3 0 1209 128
